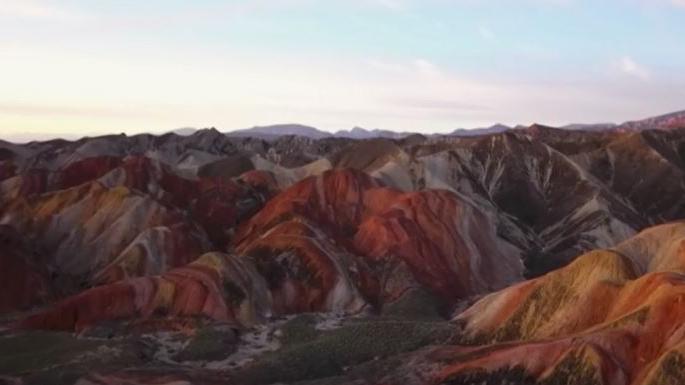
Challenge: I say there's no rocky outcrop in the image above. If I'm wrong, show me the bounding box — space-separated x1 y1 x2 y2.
233 168 385 243
354 189 521 303
437 222 685 385
0 154 275 293
18 253 271 331
236 169 521 308
17 169 521 331
236 219 371 314
0 181 210 288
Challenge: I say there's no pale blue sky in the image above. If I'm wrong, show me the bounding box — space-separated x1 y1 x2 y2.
1 0 684 140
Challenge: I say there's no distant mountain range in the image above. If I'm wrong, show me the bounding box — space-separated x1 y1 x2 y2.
171 109 685 139
226 124 331 139
171 127 199 136
221 124 417 140
334 126 415 139
450 123 512 136
619 109 685 131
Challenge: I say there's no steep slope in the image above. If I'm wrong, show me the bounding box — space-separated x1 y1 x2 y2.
18 253 271 331
435 222 685 385
354 190 521 303
0 181 210 287
236 169 522 307
410 131 641 276
233 168 385 244
619 110 685 131
288 129 650 277
18 169 521 332
0 225 51 313
581 131 685 222
0 155 275 294
235 219 371 314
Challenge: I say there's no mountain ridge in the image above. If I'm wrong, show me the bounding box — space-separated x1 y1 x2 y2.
2 109 685 384
176 108 685 141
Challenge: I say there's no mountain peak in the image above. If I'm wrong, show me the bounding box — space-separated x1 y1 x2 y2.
451 123 511 136
226 124 332 140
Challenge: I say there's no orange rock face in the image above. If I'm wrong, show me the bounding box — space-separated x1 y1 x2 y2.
436 222 685 385
18 253 270 331
234 168 385 245
17 168 521 331
235 168 521 311
354 189 521 303
0 155 274 296
1 181 210 286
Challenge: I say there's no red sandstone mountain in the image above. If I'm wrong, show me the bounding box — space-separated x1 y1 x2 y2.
1 112 685 384
428 222 685 385
0 154 273 308
17 169 520 332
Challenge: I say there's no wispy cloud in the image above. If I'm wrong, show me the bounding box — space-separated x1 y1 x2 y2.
617 56 651 80
414 59 442 78
391 98 490 111
366 58 407 74
0 103 152 119
366 58 443 79
0 0 89 21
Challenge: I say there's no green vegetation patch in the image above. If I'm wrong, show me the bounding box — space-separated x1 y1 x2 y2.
440 366 535 385
0 330 146 382
235 319 455 384
0 331 101 375
173 326 238 362
278 314 321 347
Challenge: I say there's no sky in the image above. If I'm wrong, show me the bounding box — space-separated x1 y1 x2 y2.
1 0 685 141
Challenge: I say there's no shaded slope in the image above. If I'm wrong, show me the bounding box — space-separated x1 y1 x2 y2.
0 225 51 313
